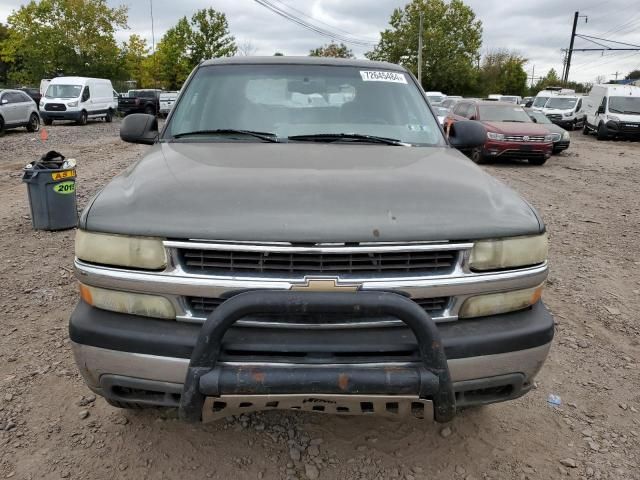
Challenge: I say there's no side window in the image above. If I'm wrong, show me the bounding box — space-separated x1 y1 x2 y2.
19 92 32 103
81 86 91 102
453 103 467 116
7 92 22 104
468 105 478 119
0 93 7 104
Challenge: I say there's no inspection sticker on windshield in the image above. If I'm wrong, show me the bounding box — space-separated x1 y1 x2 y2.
360 71 407 84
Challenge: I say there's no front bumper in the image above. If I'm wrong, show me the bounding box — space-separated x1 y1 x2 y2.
70 296 554 420
605 120 640 138
40 110 82 121
553 140 570 152
483 141 552 160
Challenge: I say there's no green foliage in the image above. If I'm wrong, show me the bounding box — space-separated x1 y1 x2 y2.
0 24 9 85
309 42 354 58
154 8 236 89
626 69 640 80
366 0 482 94
529 68 561 94
273 52 284 56
0 0 128 85
121 34 149 88
479 50 528 96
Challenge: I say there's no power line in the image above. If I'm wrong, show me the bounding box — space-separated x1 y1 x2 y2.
253 0 378 47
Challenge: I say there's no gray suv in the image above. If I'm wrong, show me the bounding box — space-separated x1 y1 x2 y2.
0 89 40 135
70 57 554 423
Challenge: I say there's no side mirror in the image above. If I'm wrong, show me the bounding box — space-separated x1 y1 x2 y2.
531 117 538 123
525 101 533 108
449 120 486 150
120 113 158 145
597 106 605 114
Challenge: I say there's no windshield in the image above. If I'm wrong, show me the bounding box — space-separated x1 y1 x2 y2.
545 97 577 110
478 105 532 122
166 64 444 146
433 106 449 116
609 96 640 114
45 84 82 99
532 96 549 108
427 95 444 104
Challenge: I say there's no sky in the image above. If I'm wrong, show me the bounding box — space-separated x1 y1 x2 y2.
1 0 639 85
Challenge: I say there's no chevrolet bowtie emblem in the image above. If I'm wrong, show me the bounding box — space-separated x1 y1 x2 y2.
290 278 361 292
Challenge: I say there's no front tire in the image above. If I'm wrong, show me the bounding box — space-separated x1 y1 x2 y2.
470 147 488 164
0 116 4 136
582 122 590 135
105 110 113 123
77 111 88 126
596 122 609 141
26 112 40 132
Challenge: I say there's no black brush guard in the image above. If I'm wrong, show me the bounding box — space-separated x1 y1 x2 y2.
179 291 456 422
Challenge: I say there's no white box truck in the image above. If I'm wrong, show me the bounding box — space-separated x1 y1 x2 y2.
583 84 640 140
40 77 117 126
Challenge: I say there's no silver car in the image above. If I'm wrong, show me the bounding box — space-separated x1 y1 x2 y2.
0 88 40 135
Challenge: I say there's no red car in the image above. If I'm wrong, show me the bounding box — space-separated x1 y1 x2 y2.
445 100 553 165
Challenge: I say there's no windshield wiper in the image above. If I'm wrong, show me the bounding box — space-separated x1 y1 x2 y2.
501 120 525 123
623 110 640 115
171 129 279 143
608 108 623 114
288 133 409 146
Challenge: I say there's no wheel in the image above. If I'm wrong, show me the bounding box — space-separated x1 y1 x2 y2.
596 122 609 141
77 111 88 126
105 110 113 123
26 112 40 132
144 105 155 116
106 398 155 409
528 157 548 166
470 147 487 164
0 116 4 136
572 119 578 131
582 122 590 135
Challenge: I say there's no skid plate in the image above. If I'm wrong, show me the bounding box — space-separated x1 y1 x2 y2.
202 394 434 422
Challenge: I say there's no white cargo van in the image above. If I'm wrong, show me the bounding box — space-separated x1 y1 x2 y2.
541 94 585 130
159 91 179 117
531 88 575 111
40 77 117 125
583 84 640 140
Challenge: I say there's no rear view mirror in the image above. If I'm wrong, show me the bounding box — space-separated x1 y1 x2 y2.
120 113 158 145
448 120 486 150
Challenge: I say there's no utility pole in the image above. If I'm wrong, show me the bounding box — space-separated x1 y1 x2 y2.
612 71 621 81
418 12 424 87
563 11 588 84
530 65 535 88
150 0 157 88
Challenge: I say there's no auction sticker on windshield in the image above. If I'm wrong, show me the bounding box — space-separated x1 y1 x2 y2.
360 71 407 84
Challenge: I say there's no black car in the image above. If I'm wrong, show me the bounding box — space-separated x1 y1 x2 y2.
526 109 570 154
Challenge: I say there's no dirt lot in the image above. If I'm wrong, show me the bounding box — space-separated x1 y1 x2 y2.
0 120 639 480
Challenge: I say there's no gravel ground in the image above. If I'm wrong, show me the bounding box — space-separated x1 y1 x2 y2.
0 119 639 480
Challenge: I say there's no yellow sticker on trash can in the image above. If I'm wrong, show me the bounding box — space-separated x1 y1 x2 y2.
53 181 75 194
52 169 76 181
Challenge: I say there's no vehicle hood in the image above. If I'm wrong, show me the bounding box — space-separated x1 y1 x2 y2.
542 108 572 115
539 123 567 135
82 143 543 243
481 121 550 136
607 112 640 122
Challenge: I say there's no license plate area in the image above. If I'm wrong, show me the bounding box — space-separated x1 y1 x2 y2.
202 394 433 422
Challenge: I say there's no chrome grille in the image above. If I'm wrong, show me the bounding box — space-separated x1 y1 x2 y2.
187 296 449 319
179 248 458 275
546 114 562 121
44 103 66 112
503 135 547 142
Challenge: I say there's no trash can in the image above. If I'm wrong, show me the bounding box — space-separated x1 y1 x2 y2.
22 152 78 231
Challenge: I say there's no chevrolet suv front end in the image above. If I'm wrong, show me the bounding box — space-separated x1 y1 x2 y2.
69 57 554 422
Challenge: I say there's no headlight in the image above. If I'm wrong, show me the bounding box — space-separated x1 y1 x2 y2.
75 230 167 269
67 101 78 107
459 283 545 319
39 100 45 107
608 115 620 122
562 112 572 118
469 234 548 271
544 134 554 142
79 284 175 319
487 132 505 141
562 131 570 140
550 133 561 142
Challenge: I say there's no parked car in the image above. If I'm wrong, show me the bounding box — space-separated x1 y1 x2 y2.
432 105 450 124
118 89 162 116
70 57 554 423
540 94 585 130
440 97 462 110
531 87 575 111
159 91 179 117
18 87 42 109
583 84 640 140
522 96 534 108
0 88 40 135
425 91 446 105
446 100 554 165
525 109 570 154
500 95 522 104
40 77 117 125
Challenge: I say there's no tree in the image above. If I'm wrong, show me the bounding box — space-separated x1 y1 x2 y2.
626 69 640 80
237 40 257 56
0 0 128 85
0 24 9 85
309 42 354 58
366 0 482 94
121 34 149 88
478 49 528 96
154 8 236 89
273 52 284 56
530 68 562 94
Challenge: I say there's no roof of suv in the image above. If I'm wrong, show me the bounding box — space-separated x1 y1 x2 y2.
200 56 405 71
